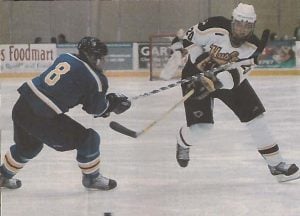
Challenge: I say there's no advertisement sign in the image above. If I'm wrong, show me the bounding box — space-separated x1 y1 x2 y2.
258 40 296 68
138 43 170 69
105 43 133 70
57 43 133 70
0 44 56 73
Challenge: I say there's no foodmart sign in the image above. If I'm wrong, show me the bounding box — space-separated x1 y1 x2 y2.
0 44 56 73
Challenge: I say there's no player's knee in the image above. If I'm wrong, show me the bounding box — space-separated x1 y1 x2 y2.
77 129 100 162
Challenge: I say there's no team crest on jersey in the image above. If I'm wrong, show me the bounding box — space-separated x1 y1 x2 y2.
209 45 239 64
193 110 204 118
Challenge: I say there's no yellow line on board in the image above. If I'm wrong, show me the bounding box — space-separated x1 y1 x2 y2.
0 69 300 79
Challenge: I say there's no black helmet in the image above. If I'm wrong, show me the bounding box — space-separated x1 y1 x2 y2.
77 36 108 58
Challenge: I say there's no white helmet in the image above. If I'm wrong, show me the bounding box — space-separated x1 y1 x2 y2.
232 3 256 23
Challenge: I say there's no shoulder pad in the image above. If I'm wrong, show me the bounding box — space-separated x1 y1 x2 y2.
182 39 193 48
198 16 231 32
171 37 180 45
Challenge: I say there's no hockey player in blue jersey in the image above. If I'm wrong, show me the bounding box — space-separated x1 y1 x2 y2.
0 36 131 190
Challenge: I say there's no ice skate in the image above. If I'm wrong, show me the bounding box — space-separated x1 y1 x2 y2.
268 162 300 182
0 173 22 189
176 143 190 167
82 173 117 190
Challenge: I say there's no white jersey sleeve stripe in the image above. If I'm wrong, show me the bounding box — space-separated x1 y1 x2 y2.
27 80 63 114
66 53 103 92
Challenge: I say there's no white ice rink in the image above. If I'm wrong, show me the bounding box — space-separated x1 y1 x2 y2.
1 76 300 216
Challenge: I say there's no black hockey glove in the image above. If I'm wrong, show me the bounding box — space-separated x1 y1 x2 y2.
106 93 131 114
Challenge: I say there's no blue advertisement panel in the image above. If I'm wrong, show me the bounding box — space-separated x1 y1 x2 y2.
57 43 133 70
105 43 133 70
258 40 296 68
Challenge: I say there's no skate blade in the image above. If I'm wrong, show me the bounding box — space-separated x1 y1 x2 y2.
276 171 300 183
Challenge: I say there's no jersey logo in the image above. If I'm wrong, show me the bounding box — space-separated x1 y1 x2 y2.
209 45 239 65
193 110 204 118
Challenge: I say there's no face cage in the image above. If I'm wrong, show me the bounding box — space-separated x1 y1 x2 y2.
231 19 255 47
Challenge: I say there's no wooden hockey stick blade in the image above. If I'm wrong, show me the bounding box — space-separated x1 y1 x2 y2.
109 121 139 138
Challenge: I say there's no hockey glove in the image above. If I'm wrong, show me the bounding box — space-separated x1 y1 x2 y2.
187 74 223 100
195 52 220 72
106 93 131 114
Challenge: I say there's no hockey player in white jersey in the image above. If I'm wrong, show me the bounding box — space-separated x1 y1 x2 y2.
176 3 300 182
159 29 189 80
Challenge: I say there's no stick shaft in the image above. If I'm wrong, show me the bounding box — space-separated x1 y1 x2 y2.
110 89 194 138
136 89 194 136
130 59 254 101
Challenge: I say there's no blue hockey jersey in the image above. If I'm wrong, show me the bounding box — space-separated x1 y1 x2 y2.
18 53 109 118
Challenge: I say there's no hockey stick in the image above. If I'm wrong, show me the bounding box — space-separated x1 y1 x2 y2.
110 30 270 138
130 29 269 101
110 89 195 138
250 29 270 64
130 59 252 101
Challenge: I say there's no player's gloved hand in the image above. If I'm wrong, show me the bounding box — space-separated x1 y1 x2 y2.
195 52 220 72
93 111 110 118
187 74 223 100
106 93 131 114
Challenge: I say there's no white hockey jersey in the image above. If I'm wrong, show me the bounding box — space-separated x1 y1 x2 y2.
183 16 261 88
184 16 260 64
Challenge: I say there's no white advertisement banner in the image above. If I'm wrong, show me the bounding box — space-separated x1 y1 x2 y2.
0 44 56 73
